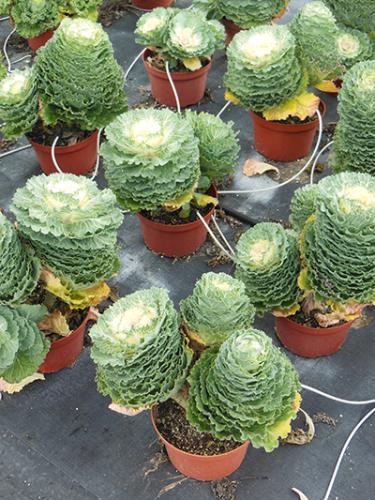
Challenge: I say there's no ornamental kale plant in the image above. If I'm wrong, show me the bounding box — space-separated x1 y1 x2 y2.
102 109 200 212
324 0 375 34
185 111 240 183
11 174 123 309
336 27 374 72
300 172 375 306
90 288 192 409
0 305 49 384
187 328 301 451
135 7 225 70
235 223 301 314
289 184 318 232
35 17 126 131
331 61 375 175
0 68 38 139
224 25 306 113
290 1 343 86
180 272 255 347
0 213 40 306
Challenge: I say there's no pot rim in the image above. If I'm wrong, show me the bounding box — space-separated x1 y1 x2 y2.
46 307 97 349
250 100 327 132
150 406 249 459
27 129 98 152
28 27 57 42
275 315 354 337
137 185 217 232
143 48 212 80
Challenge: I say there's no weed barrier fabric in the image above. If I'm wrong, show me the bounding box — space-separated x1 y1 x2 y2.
0 1 374 499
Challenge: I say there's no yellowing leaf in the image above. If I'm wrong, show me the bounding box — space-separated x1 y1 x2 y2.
38 310 71 336
193 193 218 208
0 373 45 394
274 0 289 19
269 417 292 441
41 268 110 309
224 90 240 105
315 80 341 93
108 402 146 416
243 159 280 178
273 303 300 317
297 268 312 292
163 189 194 211
292 392 302 412
263 92 320 122
183 57 202 71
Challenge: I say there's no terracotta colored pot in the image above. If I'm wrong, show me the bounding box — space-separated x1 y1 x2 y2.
27 29 55 51
143 49 212 108
151 407 249 481
28 130 99 175
250 100 326 162
132 0 174 8
275 316 354 358
39 308 97 374
137 187 217 258
223 18 242 45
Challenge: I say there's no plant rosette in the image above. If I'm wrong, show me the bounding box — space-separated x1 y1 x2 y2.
135 7 225 107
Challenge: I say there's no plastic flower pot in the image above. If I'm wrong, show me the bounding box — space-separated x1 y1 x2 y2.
27 29 55 51
275 316 354 358
132 0 174 8
250 100 326 162
137 187 217 258
223 18 242 45
151 407 249 481
143 49 212 108
38 308 97 374
28 130 99 175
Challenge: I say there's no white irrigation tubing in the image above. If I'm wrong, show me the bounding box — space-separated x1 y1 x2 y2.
91 128 103 181
197 212 234 260
310 140 334 185
211 214 235 255
51 137 63 174
0 144 32 159
11 54 31 66
217 100 231 118
3 27 16 73
302 384 375 405
124 48 146 82
165 60 181 114
218 109 324 195
0 16 10 22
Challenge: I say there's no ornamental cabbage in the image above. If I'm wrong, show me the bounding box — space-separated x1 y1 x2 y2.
187 328 301 451
180 272 255 347
235 223 301 314
90 288 192 408
61 0 102 19
135 8 225 69
0 305 49 384
0 213 40 305
290 1 343 85
11 0 61 39
0 68 38 140
185 110 240 182
0 0 11 15
301 172 375 304
11 174 123 302
331 61 375 175
224 25 306 111
289 184 319 232
324 0 375 34
336 27 375 71
102 109 200 212
35 17 127 131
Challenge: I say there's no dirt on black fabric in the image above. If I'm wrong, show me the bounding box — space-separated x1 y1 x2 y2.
211 479 239 500
0 137 17 152
257 111 318 125
141 203 214 226
146 51 210 73
99 0 131 27
27 121 93 147
8 32 29 52
155 399 242 456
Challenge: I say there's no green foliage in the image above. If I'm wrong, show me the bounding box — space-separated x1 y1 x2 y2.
90 288 192 408
0 68 38 139
331 61 375 175
187 328 301 451
290 1 343 85
219 0 285 29
301 172 375 304
235 223 301 314
324 0 375 33
102 109 200 212
0 213 40 306
0 0 11 15
62 0 102 19
336 26 375 71
135 7 225 66
10 173 123 292
0 305 49 384
180 272 255 347
185 110 239 182
35 17 126 131
289 184 319 232
191 0 221 19
224 25 306 111
11 0 60 39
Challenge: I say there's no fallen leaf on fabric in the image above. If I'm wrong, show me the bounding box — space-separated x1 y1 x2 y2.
0 373 45 394
243 159 280 178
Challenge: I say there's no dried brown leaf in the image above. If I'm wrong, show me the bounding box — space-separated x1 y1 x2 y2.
283 409 315 445
108 402 146 416
243 159 280 178
292 487 310 500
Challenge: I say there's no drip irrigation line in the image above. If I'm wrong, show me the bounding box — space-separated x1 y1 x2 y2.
11 54 31 66
0 16 10 22
165 60 181 114
3 27 16 73
310 140 334 184
91 129 103 181
124 48 146 82
212 214 235 255
302 384 375 405
197 211 234 261
0 144 32 159
217 101 231 118
51 137 63 173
